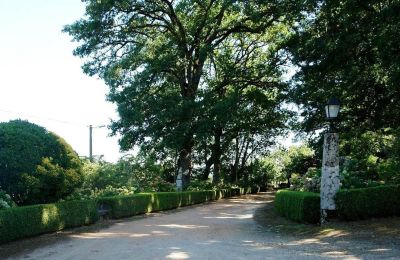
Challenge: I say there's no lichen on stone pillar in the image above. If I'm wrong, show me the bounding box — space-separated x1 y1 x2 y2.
320 133 340 211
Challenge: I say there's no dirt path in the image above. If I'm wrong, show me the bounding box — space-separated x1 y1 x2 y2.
1 193 400 259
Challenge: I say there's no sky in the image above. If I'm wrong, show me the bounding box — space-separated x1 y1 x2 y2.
0 1 299 163
0 0 126 162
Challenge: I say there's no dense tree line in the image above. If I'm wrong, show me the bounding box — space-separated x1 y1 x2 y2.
65 0 400 189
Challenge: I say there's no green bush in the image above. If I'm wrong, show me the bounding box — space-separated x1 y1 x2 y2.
0 189 16 210
98 189 243 219
0 188 248 243
80 155 175 193
66 185 136 201
275 190 320 223
335 185 400 220
0 200 98 244
0 120 83 205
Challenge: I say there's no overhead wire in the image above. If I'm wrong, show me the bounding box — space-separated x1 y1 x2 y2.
0 108 107 128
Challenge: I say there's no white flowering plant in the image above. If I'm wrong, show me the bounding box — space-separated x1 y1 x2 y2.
0 189 16 210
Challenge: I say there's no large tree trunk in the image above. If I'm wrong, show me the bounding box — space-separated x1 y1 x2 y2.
203 157 213 180
176 142 193 191
175 50 206 190
231 137 240 183
212 127 223 185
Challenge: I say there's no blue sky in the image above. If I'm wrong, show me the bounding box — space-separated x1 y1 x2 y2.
0 0 124 161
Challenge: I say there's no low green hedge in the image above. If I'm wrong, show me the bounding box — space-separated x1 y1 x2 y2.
275 190 320 223
0 200 98 244
98 189 244 219
335 185 400 220
0 188 256 244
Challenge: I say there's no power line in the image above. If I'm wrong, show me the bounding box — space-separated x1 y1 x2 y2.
0 108 107 128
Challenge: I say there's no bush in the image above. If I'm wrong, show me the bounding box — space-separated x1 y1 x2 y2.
66 185 136 201
0 188 248 243
80 156 175 193
0 190 16 210
0 200 98 244
335 185 400 220
0 120 83 205
290 167 321 193
275 190 320 223
98 189 243 219
186 180 216 191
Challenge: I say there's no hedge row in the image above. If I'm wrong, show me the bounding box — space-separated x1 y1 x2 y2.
0 200 98 244
275 185 400 223
274 190 320 223
98 188 253 219
335 185 400 220
0 187 256 244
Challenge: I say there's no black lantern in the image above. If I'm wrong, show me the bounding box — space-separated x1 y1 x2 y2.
325 98 340 119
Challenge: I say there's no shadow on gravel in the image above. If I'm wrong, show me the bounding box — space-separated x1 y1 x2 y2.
254 192 400 259
0 218 118 258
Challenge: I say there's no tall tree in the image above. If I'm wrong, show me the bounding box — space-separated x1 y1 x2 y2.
64 0 294 189
199 32 290 183
288 0 400 134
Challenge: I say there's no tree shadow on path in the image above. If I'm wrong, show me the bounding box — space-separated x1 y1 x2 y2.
254 192 400 259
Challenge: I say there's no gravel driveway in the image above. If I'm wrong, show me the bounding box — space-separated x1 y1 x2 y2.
1 193 400 259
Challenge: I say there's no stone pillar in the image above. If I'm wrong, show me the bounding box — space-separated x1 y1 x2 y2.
176 171 183 192
320 133 340 223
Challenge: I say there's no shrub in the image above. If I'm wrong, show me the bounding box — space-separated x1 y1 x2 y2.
0 190 16 210
98 189 241 219
66 185 136 201
0 188 248 243
80 156 175 193
0 120 83 205
0 200 98 244
290 167 321 193
186 180 216 191
335 185 400 220
275 190 320 223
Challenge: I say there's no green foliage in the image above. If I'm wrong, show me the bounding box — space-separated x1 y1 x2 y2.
66 186 136 201
263 145 316 186
0 188 251 243
340 159 382 189
80 154 175 194
289 0 400 133
335 185 400 221
64 0 297 187
0 200 98 244
236 159 275 191
186 180 216 191
275 190 320 223
290 167 321 193
0 120 83 205
97 188 245 219
0 190 16 210
337 129 400 188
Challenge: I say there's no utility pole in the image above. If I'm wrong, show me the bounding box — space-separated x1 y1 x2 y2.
89 125 93 162
89 124 105 162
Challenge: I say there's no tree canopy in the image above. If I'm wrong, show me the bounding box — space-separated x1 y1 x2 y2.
288 0 400 134
64 0 400 190
64 0 295 188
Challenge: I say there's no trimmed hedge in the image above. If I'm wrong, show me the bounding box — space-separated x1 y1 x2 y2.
0 187 256 244
0 200 98 244
98 189 248 219
275 190 320 223
335 185 400 220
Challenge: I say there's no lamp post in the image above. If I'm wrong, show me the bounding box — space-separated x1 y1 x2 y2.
320 98 340 224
